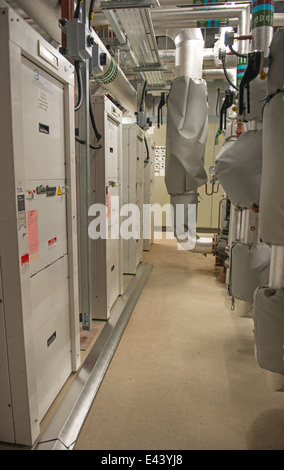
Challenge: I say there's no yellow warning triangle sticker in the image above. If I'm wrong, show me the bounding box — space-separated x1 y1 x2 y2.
57 186 62 196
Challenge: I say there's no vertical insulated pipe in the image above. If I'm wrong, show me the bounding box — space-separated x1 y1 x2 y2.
225 9 249 282
266 247 284 391
174 29 204 80
251 0 275 57
250 0 283 390
236 2 274 317
227 5 249 283
172 30 208 251
237 5 250 87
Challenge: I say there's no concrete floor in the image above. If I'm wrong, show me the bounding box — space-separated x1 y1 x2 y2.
73 234 284 450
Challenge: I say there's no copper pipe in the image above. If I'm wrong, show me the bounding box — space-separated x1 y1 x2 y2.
205 182 220 196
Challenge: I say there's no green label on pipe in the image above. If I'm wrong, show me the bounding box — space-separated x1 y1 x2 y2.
193 0 224 4
197 19 229 28
252 0 274 28
237 57 247 87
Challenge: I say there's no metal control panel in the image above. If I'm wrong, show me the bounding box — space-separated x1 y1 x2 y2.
90 95 123 320
122 124 144 274
0 7 80 446
143 137 155 251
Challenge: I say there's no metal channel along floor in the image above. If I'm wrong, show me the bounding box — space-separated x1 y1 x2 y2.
35 263 152 450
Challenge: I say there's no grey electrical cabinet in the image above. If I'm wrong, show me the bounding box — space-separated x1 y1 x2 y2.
143 137 155 251
90 95 123 320
0 6 80 445
122 124 144 274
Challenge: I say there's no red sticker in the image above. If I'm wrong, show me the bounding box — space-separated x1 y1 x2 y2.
48 237 57 246
21 253 29 266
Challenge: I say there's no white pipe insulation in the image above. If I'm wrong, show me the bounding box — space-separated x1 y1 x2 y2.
89 32 137 115
174 29 204 79
15 0 62 45
165 29 213 254
14 0 137 115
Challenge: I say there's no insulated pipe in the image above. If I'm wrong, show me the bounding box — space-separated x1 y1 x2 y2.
15 0 62 45
251 0 274 57
158 0 251 6
192 237 213 254
167 29 209 252
174 28 204 79
269 247 284 290
89 32 137 116
203 68 237 85
253 0 284 391
233 5 253 317
236 5 250 86
239 209 260 245
150 7 246 23
154 19 238 31
158 48 238 70
151 13 284 30
14 0 137 115
266 246 284 391
239 0 274 245
89 24 138 115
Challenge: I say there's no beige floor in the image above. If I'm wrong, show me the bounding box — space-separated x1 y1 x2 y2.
2 234 284 451
72 234 284 451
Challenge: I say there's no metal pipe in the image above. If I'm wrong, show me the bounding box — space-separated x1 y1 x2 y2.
154 20 239 31
269 247 284 290
150 7 246 22
251 0 274 57
203 68 237 84
151 13 284 30
192 236 213 254
239 210 260 245
174 28 204 79
160 47 217 62
158 0 251 6
236 5 250 86
266 245 284 390
228 204 241 249
159 47 238 69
